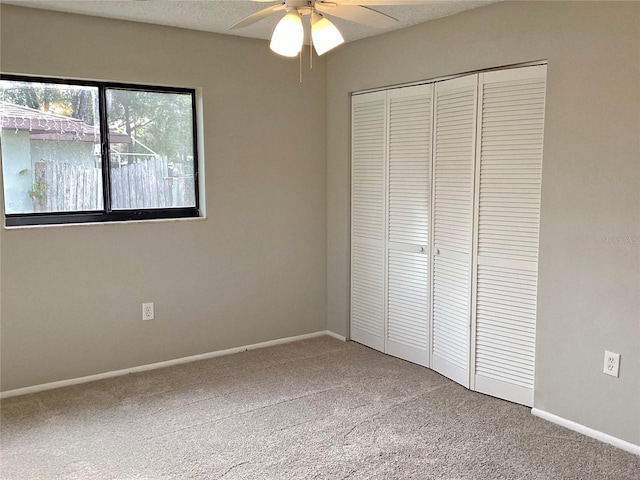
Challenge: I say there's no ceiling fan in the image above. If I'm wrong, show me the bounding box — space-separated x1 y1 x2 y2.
230 0 427 57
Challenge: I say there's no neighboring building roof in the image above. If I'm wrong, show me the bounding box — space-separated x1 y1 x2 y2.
0 101 131 144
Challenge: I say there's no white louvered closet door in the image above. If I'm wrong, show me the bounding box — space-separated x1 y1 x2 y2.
350 91 387 351
472 65 547 406
431 74 478 388
386 85 433 367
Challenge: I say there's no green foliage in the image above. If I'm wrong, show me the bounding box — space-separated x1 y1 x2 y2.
28 182 48 201
0 80 97 124
107 90 193 164
2 80 193 166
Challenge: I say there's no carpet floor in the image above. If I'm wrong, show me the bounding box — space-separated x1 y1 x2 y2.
1 336 638 479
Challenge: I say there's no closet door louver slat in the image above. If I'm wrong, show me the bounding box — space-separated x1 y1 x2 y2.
351 92 387 351
473 65 547 406
431 75 478 387
386 85 432 366
351 243 385 341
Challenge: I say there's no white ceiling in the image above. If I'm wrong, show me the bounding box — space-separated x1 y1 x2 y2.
3 0 497 43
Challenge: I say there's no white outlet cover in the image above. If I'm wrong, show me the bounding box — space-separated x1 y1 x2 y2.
603 351 620 377
142 302 154 321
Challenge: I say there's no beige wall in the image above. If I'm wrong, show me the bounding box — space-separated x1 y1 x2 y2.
327 2 639 445
0 6 327 390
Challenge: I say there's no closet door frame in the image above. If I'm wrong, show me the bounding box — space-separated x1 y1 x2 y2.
349 63 545 408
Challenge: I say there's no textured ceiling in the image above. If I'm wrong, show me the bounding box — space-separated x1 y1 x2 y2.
3 0 497 43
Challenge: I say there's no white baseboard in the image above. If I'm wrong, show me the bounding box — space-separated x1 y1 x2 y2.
532 408 640 456
324 330 347 342
0 330 346 399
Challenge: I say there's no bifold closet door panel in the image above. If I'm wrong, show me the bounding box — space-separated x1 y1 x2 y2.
473 65 547 406
386 85 432 367
350 91 387 351
431 74 478 387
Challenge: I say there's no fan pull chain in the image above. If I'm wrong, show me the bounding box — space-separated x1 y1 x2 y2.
299 47 303 83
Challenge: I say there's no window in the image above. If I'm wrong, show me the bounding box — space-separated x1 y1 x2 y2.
0 75 199 226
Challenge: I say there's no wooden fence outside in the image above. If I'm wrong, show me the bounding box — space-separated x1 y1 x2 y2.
33 157 194 212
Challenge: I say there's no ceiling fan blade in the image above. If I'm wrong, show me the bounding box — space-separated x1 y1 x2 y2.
333 0 431 4
229 4 284 30
315 4 397 28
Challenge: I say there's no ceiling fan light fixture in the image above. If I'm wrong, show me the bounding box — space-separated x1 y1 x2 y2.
311 12 344 56
270 11 304 57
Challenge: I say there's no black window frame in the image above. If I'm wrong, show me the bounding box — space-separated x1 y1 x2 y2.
1 74 200 227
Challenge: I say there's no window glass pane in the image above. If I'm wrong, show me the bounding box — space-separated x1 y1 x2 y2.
106 89 196 210
0 80 102 214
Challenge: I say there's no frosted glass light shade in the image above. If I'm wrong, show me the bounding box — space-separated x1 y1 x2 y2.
270 12 304 57
311 14 344 56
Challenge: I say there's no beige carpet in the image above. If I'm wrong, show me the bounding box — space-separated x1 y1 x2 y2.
1 336 638 479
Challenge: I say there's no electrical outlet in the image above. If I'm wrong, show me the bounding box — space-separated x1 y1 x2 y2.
603 351 620 377
142 302 154 321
